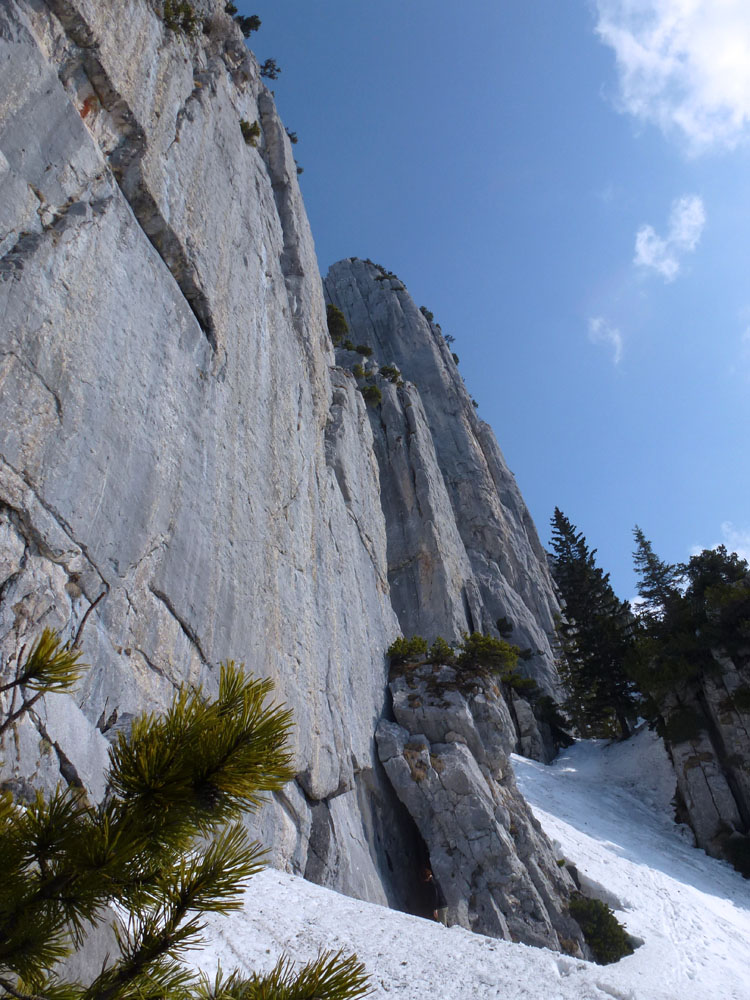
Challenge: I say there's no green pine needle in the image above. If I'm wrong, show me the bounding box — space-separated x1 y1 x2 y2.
14 629 84 693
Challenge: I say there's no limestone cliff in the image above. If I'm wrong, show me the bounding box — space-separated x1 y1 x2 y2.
1 0 579 950
324 259 562 700
0 0 414 908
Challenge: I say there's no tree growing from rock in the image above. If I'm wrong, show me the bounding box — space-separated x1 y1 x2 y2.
259 58 281 80
0 630 369 1000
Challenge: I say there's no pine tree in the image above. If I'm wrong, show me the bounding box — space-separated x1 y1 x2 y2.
632 526 681 624
0 631 369 1000
549 509 637 739
630 542 750 704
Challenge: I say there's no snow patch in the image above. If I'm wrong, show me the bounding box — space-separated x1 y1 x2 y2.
187 727 750 1000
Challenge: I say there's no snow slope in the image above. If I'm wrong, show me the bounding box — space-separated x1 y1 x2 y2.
193 729 750 1000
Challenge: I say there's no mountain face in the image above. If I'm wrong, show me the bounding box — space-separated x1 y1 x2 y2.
324 259 563 699
1 0 580 951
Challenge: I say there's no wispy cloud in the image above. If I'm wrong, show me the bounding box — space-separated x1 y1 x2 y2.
633 194 705 280
692 522 750 562
588 315 623 363
594 0 750 150
720 522 750 562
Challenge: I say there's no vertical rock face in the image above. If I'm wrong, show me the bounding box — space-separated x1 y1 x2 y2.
0 0 420 909
324 259 562 697
0 0 578 951
375 662 584 951
665 654 750 861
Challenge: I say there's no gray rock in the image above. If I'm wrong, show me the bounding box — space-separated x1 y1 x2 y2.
325 259 563 698
0 0 575 968
376 664 584 950
0 0 409 903
662 655 750 859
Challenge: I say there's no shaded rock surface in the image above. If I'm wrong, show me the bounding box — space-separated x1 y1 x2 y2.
663 652 750 861
376 662 585 951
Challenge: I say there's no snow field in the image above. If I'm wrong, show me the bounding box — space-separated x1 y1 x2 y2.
193 729 750 999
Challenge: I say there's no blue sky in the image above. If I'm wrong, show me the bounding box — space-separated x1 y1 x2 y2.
239 0 750 599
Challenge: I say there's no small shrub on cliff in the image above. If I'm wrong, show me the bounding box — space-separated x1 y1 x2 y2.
235 13 261 36
326 302 349 345
419 306 434 322
500 670 538 693
240 118 261 146
379 364 401 383
0 632 369 1000
456 631 519 677
568 894 634 965
260 58 281 80
355 344 373 356
426 636 456 666
387 635 428 666
359 384 382 406
162 0 200 34
352 363 365 379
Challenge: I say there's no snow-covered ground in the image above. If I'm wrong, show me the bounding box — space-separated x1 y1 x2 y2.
194 729 750 1000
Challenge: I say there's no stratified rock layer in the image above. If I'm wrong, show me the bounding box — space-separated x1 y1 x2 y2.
664 654 750 860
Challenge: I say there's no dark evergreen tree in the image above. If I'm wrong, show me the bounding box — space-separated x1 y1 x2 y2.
235 14 261 37
325 303 349 345
632 526 681 623
259 59 281 80
0 630 369 1000
629 542 750 708
549 509 637 739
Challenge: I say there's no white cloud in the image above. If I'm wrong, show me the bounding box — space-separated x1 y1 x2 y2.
691 522 750 561
594 0 750 150
720 522 750 562
588 315 623 363
633 194 705 280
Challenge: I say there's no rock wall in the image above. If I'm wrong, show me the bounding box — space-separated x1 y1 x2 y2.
324 259 563 697
0 0 577 948
664 652 750 862
0 0 419 909
377 662 584 951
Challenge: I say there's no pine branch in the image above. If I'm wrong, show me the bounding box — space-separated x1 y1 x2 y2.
73 589 108 649
0 976 47 1000
0 692 45 738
